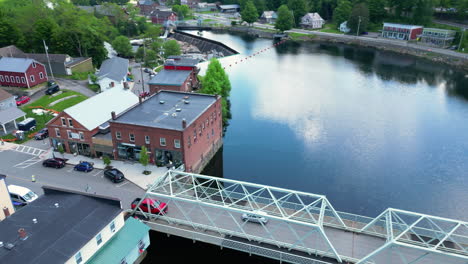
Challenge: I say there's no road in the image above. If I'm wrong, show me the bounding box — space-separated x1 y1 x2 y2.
129 61 152 96
0 145 145 210
434 19 468 29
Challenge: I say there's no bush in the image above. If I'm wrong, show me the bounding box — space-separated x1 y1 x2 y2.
231 21 237 26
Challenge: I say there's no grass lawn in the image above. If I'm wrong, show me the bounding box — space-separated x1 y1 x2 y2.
1 90 88 144
57 71 92 81
289 32 316 41
320 23 343 34
88 84 100 92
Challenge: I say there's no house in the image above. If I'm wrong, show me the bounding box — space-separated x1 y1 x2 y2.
300 13 325 29
0 175 14 221
419 28 456 48
47 88 139 157
0 57 48 88
217 4 240 13
339 21 350 33
0 45 93 76
260 11 277 24
149 56 200 94
96 57 129 92
137 0 160 16
85 217 150 264
0 186 138 264
109 91 223 173
150 9 178 25
381 23 423 41
0 89 26 134
78 5 127 23
195 2 217 12
181 0 200 8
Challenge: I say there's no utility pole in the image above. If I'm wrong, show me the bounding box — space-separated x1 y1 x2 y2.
43 40 55 81
140 43 146 94
356 16 361 37
458 28 465 52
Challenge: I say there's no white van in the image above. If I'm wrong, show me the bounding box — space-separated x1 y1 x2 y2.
8 185 39 204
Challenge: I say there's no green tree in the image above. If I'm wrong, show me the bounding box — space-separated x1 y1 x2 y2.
275 5 294 32
112 36 133 57
241 1 259 25
332 0 352 26
288 0 307 25
144 49 158 67
103 155 111 169
254 0 267 16
456 0 468 20
135 47 145 62
172 4 191 19
367 0 386 23
163 39 181 58
57 144 65 158
412 0 433 25
348 2 369 35
0 18 25 48
31 18 58 52
139 146 150 174
144 24 162 43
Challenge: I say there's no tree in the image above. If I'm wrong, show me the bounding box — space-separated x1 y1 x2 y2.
135 47 145 62
0 18 25 48
367 0 386 23
163 39 181 58
172 4 190 19
144 49 158 67
456 0 468 20
241 1 259 25
57 144 65 158
287 0 307 26
31 18 58 52
333 0 352 26
412 0 433 25
348 3 369 35
144 24 162 43
139 146 150 174
102 155 111 169
254 0 267 16
275 5 294 32
112 36 133 57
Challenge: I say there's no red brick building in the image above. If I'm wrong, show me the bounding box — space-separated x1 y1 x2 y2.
149 56 200 94
109 91 222 173
47 89 139 157
150 10 178 25
0 57 47 88
382 23 423 41
137 0 160 16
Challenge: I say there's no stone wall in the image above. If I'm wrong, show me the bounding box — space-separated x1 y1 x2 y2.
171 30 238 57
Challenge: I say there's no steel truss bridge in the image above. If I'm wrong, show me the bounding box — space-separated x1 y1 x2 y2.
130 170 468 264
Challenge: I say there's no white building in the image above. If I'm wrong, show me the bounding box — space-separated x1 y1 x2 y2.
300 13 325 29
96 57 129 92
260 11 278 24
0 175 14 221
339 21 350 33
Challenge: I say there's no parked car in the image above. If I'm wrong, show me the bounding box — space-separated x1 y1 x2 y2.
143 68 150 73
139 91 150 98
42 158 66 169
45 81 60 95
8 185 39 205
104 168 125 183
131 198 168 214
17 118 36 132
34 128 49 140
15 96 31 106
241 210 268 224
74 161 94 172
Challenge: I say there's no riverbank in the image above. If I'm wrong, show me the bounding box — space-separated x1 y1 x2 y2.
215 26 468 71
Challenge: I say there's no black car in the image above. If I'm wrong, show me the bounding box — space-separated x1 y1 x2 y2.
34 128 49 140
45 82 60 95
104 168 125 183
42 158 66 168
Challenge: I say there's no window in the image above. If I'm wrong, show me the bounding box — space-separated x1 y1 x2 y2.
206 119 209 127
0 75 3 82
145 135 150 144
202 122 205 129
5 76 9 82
61 117 66 126
188 136 191 147
21 77 25 83
160 137 166 146
10 76 15 83
32 62 37 68
30 75 35 82
116 132 121 140
75 252 82 264
67 130 72 139
39 72 44 79
68 118 73 127
79 132 84 141
120 258 128 264
55 128 61 137
212 128 214 136
110 221 116 233
129 134 135 142
15 76 20 83
138 239 146 250
96 233 102 245
174 139 180 148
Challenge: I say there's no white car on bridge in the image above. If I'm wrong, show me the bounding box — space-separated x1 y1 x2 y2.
241 210 268 224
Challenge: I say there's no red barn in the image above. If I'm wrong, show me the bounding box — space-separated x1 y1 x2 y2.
150 9 178 25
0 57 47 88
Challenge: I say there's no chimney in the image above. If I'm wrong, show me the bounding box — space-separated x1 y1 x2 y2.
139 96 143 104
182 118 187 129
3 207 10 217
18 228 28 240
111 111 116 120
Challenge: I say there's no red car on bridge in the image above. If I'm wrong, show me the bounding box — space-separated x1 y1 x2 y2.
131 198 168 214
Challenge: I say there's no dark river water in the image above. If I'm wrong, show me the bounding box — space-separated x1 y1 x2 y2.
196 31 468 221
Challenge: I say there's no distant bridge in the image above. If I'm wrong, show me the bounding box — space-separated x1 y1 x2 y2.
130 170 468 264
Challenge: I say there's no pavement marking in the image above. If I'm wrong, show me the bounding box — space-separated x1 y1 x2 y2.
13 157 43 169
116 181 129 188
92 170 102 177
67 167 75 173
12 144 46 157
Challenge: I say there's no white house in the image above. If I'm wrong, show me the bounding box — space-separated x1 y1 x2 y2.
300 13 325 29
95 57 129 92
339 21 350 33
260 11 278 24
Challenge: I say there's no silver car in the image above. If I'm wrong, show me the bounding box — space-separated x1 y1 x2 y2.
241 211 268 224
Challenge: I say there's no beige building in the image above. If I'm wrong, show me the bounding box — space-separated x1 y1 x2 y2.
0 174 14 221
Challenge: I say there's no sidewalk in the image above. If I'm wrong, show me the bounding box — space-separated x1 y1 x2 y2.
52 151 169 190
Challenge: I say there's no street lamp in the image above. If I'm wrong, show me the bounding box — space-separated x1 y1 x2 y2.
356 16 361 37
458 28 465 52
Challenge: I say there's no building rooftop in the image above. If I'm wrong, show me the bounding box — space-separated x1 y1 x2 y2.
383 23 423 29
423 27 456 33
0 88 13 102
150 9 176 18
301 13 324 21
0 45 25 58
148 69 191 86
0 186 122 264
0 57 38 73
261 11 277 19
64 88 139 131
111 91 218 131
86 217 150 264
166 56 200 67
96 57 129 82
138 0 156 5
218 4 240 9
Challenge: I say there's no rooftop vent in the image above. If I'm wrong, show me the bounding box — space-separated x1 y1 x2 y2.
4 243 14 250
32 219 37 224
175 108 182 112
54 203 59 208
159 100 165 104
184 100 190 104
172 113 177 117
183 96 189 99
164 112 169 116
0 241 3 248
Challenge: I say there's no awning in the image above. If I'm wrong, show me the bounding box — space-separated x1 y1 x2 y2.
0 107 26 125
